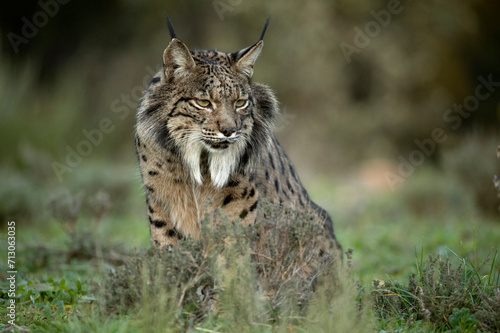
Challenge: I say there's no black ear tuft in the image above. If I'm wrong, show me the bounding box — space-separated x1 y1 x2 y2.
230 18 269 78
259 17 270 41
165 15 177 39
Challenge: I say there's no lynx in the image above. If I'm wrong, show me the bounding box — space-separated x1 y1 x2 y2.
135 19 341 255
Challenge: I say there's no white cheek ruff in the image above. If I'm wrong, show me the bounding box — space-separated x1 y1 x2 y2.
183 136 204 185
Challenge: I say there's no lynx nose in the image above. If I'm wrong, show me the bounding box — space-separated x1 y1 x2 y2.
220 127 237 137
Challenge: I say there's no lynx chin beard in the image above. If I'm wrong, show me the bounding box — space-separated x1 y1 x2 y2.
182 132 248 188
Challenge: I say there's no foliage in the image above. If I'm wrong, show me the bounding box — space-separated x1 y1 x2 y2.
0 181 499 332
0 275 91 330
372 254 500 332
96 202 343 329
448 308 480 333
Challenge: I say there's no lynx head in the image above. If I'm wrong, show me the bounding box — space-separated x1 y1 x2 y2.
162 37 263 152
138 18 277 188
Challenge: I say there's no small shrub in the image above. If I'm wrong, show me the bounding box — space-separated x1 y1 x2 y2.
0 275 90 329
249 202 341 311
19 190 130 273
95 201 343 329
448 307 480 333
0 166 43 224
372 254 500 332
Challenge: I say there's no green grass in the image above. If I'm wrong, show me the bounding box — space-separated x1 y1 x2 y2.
1 164 499 332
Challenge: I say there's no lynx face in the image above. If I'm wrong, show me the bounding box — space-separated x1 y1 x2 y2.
148 39 266 188
175 57 254 148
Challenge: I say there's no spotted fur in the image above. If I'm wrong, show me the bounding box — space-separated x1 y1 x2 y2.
135 20 341 254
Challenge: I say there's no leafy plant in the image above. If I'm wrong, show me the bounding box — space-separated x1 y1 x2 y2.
0 275 91 330
372 253 500 332
448 308 480 333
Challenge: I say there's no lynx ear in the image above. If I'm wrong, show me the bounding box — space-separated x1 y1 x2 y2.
232 18 269 78
232 41 263 78
163 38 195 80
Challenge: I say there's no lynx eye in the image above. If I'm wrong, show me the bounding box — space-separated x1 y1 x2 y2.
235 99 248 108
195 99 211 108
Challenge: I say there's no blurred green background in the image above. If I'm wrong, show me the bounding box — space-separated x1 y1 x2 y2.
1 0 499 280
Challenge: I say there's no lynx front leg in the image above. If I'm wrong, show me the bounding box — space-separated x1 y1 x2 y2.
145 186 202 247
145 190 181 248
137 135 201 247
137 137 182 248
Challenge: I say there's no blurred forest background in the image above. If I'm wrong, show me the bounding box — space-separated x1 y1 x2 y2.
1 0 499 278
